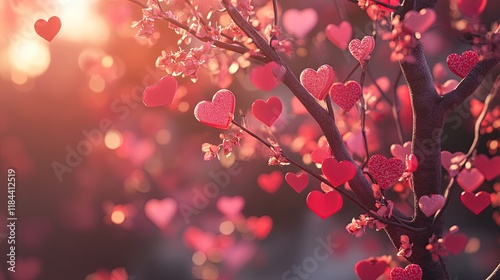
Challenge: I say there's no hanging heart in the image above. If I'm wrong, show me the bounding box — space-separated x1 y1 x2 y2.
418 194 445 217
285 172 308 193
457 168 484 192
446 50 479 78
390 141 412 161
390 264 423 280
251 96 283 127
321 158 356 187
250 62 286 91
300 64 335 101
368 154 405 189
311 144 332 164
443 232 467 255
216 196 245 217
474 154 500 181
329 80 362 111
306 190 343 219
34 16 61 42
142 76 178 107
282 8 318 38
440 151 465 171
194 89 235 129
257 170 283 194
404 8 436 34
349 36 375 66
144 198 177 229
354 259 387 280
460 191 491 215
246 215 273 239
325 21 352 50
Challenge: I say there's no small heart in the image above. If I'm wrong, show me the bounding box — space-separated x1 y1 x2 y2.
247 215 273 239
321 158 356 187
325 21 352 50
183 226 216 252
311 144 332 164
354 259 387 280
437 79 459 95
474 154 500 181
443 232 467 255
282 8 318 38
216 196 245 217
34 16 61 42
447 50 479 78
144 198 177 229
457 168 484 192
390 141 412 161
457 0 487 17
194 89 235 129
252 96 283 127
440 151 465 171
306 190 343 219
250 61 285 91
368 154 405 189
390 264 423 280
349 36 375 66
460 191 491 215
142 76 178 107
285 172 308 193
418 194 445 217
329 80 362 111
300 64 335 100
257 170 283 194
404 8 436 34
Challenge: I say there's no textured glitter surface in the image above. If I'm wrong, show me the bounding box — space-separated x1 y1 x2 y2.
299 64 335 100
368 154 405 189
348 36 375 65
194 89 235 129
446 50 479 78
329 80 362 111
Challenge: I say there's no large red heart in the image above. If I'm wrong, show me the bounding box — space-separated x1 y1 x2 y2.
257 170 283 194
144 198 177 229
457 168 484 192
418 194 445 217
460 191 491 215
34 16 61 42
252 96 283 127
142 76 178 107
457 0 487 17
285 172 308 193
325 21 352 50
250 61 285 91
247 215 273 239
194 89 235 129
354 259 387 280
447 50 479 78
321 158 356 187
306 190 343 219
349 36 375 66
443 232 467 255
368 155 405 189
216 196 245 217
474 154 500 181
300 64 335 100
390 264 423 280
390 141 412 161
404 8 436 34
329 80 362 111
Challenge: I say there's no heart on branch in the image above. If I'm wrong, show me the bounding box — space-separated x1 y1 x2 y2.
325 21 352 50
247 215 273 239
474 154 500 181
257 170 283 194
404 8 436 35
306 190 343 219
457 168 484 192
446 50 479 78
443 232 467 255
329 80 362 111
300 64 335 101
194 89 235 129
390 264 423 280
282 8 318 38
142 76 178 107
368 154 405 189
144 198 177 229
418 194 445 217
349 36 375 66
311 144 332 164
34 16 61 42
285 172 308 193
321 158 356 187
460 191 491 215
250 61 285 91
354 259 387 280
252 96 283 127
390 141 412 161
216 196 245 217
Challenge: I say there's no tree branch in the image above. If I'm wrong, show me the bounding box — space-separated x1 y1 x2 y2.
487 262 500 280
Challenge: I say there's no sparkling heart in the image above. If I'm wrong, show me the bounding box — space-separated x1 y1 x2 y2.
144 198 177 229
443 232 467 255
457 168 484 192
457 0 487 17
142 76 178 107
250 61 285 91
404 8 436 34
252 96 283 127
354 259 387 280
282 8 318 38
325 21 352 50
390 264 423 280
391 141 412 161
447 50 479 78
194 89 235 129
247 215 273 239
285 172 308 193
440 151 465 171
349 36 375 66
321 158 356 187
418 194 445 217
300 64 335 100
330 80 362 111
34 16 61 42
474 154 500 181
460 191 491 215
368 154 405 189
216 196 245 217
257 170 283 194
306 190 343 219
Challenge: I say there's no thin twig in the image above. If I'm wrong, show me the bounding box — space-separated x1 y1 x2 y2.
359 69 370 169
343 64 360 83
325 95 336 121
391 70 405 144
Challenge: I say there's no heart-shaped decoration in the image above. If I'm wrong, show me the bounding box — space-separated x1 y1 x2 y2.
447 50 479 78
285 172 308 193
325 21 352 50
144 198 177 229
282 8 318 38
252 96 283 127
349 36 375 66
329 80 362 111
460 191 490 215
247 215 273 239
457 0 487 17
354 259 387 280
440 151 465 171
257 170 283 194
306 190 343 219
404 8 436 34
418 194 445 217
436 79 459 95
368 154 405 189
300 64 335 100
216 196 245 217
34 16 61 42
390 264 423 280
321 158 356 187
391 141 412 161
457 168 484 192
443 232 467 255
183 226 217 252
194 89 235 129
250 61 285 91
475 154 500 181
142 76 178 107
311 144 332 164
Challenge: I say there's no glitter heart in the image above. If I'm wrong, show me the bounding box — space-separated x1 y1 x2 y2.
257 170 283 194
460 191 490 215
354 259 387 280
457 168 484 192
418 194 445 217
325 21 352 50
404 8 436 34
349 36 375 66
474 154 500 181
285 172 308 193
144 198 177 229
34 16 61 42
250 61 285 91
329 80 362 111
446 50 479 78
142 76 178 107
216 196 245 217
390 141 412 161
282 8 318 38
251 96 283 127
321 158 356 187
194 89 235 129
306 190 343 219
300 64 335 100
390 264 423 280
368 154 405 189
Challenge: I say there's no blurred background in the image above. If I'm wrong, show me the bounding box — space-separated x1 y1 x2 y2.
0 0 499 279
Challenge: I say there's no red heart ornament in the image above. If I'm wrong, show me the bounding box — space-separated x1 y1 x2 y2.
194 89 235 129
216 196 245 217
368 155 405 189
325 21 352 50
252 96 283 127
475 154 500 181
418 194 445 217
257 170 283 194
34 16 61 42
404 8 436 34
142 76 178 107
311 144 332 164
354 259 387 280
321 158 356 187
443 232 467 255
300 64 335 100
447 50 479 78
349 36 375 65
285 172 308 193
282 8 318 38
390 264 423 280
457 0 487 17
247 215 273 239
460 191 491 215
250 61 285 91
391 141 412 161
144 198 177 229
329 80 362 111
306 190 343 219
457 168 484 192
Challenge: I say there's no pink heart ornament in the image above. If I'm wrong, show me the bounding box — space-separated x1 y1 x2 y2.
457 168 484 192
404 8 436 34
282 8 318 38
390 141 412 161
474 154 500 181
325 21 352 50
142 76 178 107
330 80 362 111
368 154 405 189
144 198 177 229
216 196 245 217
250 61 285 91
257 170 283 194
300 64 335 100
306 190 343 219
447 50 479 78
251 96 283 127
321 158 356 187
194 89 235 129
418 194 445 217
440 151 465 171
349 36 375 65
460 191 490 215
285 172 308 193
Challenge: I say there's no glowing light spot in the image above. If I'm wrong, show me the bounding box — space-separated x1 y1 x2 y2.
229 62 239 74
58 0 110 44
192 251 207 266
101 55 114 68
219 221 235 235
296 47 308 57
465 237 480 254
201 265 219 280
489 140 498 150
89 75 105 92
8 37 50 77
302 153 312 165
156 129 171 145
104 130 123 150
178 102 189 112
111 210 125 224
207 249 223 263
11 70 28 85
